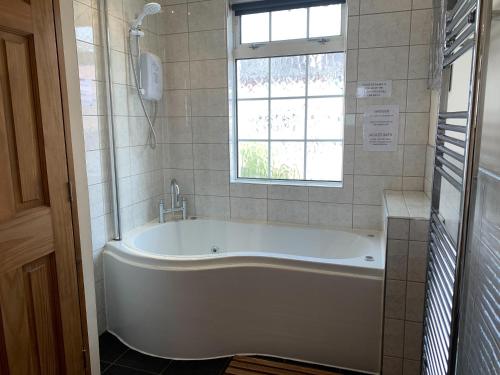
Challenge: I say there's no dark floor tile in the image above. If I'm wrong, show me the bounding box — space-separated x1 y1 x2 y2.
99 332 129 362
101 361 112 374
116 350 170 373
162 358 230 375
104 364 154 375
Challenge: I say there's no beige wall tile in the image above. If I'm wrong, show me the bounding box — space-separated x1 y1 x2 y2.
408 45 430 79
353 204 383 230
191 88 228 116
387 239 409 279
360 0 412 14
409 219 429 240
164 116 192 143
354 175 402 205
384 318 405 357
404 321 423 360
359 12 411 48
162 33 189 62
193 143 229 170
230 197 267 221
165 89 191 117
403 177 424 191
268 185 308 201
108 15 126 52
163 143 193 169
308 203 353 229
230 183 268 199
164 62 190 90
354 145 404 176
383 356 403 375
348 0 360 15
190 59 228 89
403 359 421 375
194 170 230 196
405 281 425 322
195 195 230 218
160 4 189 34
407 79 430 112
358 46 409 80
192 116 229 143
308 175 354 203
404 145 427 177
410 9 433 45
385 279 406 319
189 29 227 60
405 113 429 144
188 0 227 32
268 200 308 225
347 16 359 49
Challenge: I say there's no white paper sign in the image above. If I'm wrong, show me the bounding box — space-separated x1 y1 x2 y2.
357 80 392 98
363 105 399 151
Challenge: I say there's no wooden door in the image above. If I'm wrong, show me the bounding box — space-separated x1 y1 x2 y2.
0 0 85 374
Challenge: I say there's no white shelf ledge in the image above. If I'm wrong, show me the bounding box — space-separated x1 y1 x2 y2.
384 190 431 220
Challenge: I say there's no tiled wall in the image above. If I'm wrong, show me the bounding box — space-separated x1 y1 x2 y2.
74 0 436 334
382 191 430 375
107 1 165 235
73 0 166 334
74 0 111 334
161 0 434 230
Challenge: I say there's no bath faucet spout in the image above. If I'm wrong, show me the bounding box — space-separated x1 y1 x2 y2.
171 179 181 209
159 179 187 222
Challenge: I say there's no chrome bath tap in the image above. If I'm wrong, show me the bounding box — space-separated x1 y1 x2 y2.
159 179 187 223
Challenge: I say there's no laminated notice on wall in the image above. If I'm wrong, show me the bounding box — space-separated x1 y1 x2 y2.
356 80 392 98
363 105 399 151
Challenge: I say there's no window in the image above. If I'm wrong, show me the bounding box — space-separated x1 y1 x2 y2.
231 2 346 185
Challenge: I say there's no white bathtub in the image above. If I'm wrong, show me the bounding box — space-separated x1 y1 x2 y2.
104 219 385 374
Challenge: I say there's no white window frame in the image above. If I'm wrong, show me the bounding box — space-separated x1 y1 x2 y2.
229 4 347 187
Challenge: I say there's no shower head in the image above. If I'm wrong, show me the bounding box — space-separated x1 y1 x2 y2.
130 2 161 30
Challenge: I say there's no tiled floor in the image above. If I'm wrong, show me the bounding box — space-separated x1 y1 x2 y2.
99 331 362 374
100 332 231 374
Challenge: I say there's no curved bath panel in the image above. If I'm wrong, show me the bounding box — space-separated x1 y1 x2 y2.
104 219 385 374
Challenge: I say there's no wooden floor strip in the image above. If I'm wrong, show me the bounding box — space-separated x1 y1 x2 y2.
225 356 343 375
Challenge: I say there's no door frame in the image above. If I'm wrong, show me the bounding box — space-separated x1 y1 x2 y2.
51 0 100 373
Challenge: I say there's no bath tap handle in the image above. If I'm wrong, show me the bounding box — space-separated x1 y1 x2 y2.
159 199 165 223
182 197 187 220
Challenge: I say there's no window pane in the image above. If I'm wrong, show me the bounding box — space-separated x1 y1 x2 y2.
271 142 304 179
239 142 269 178
237 59 269 99
308 53 345 96
235 50 346 183
237 100 269 140
306 142 342 181
241 13 270 44
270 56 307 97
307 97 344 140
271 9 307 41
270 99 305 140
309 5 342 37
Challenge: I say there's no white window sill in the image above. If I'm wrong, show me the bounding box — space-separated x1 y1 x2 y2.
231 177 343 188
